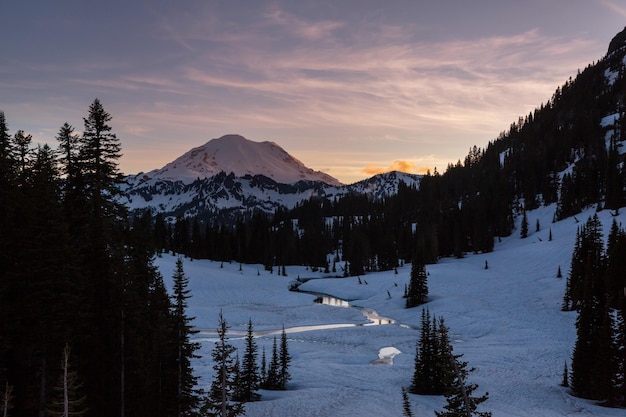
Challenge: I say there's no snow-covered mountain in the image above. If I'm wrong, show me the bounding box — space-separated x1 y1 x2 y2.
133 134 342 186
120 135 421 221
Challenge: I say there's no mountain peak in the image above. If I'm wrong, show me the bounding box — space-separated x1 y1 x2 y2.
608 26 626 55
144 134 342 186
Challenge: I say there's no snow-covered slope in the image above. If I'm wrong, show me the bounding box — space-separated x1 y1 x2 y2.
154 204 626 417
135 134 341 186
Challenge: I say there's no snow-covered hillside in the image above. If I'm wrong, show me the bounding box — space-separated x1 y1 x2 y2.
154 204 626 417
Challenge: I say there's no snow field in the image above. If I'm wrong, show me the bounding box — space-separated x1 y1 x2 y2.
154 204 626 416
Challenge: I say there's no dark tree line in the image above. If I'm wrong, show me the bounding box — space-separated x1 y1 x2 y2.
0 103 201 417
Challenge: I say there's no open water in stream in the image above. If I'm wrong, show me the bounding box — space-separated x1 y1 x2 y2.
194 291 397 339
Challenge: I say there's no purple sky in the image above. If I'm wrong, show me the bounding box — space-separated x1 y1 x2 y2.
2 1 625 184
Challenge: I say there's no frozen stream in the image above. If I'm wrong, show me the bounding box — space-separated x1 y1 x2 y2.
194 291 403 365
194 292 397 340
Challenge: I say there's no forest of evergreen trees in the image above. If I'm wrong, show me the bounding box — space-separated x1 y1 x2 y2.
0 101 204 417
0 101 296 417
563 215 626 406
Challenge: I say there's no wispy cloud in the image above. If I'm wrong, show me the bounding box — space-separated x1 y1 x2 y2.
178 23 597 136
7 2 607 184
601 0 626 18
263 6 344 41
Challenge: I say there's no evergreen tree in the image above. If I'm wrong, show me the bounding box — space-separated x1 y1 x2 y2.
260 347 267 387
520 210 529 239
55 122 80 181
401 387 414 417
411 309 436 394
279 327 291 390
406 261 428 308
80 98 123 208
203 312 244 417
435 346 491 417
69 99 127 417
569 215 617 402
0 112 16 342
613 308 626 405
605 219 626 308
123 223 178 416
561 362 569 388
263 337 280 390
171 258 201 416
410 310 453 395
12 130 32 178
238 319 260 402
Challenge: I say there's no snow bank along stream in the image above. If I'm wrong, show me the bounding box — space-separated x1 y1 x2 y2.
195 291 402 364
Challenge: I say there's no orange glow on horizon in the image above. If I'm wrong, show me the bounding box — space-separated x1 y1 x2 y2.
361 160 431 176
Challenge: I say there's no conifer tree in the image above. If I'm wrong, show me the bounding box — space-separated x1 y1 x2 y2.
520 210 528 239
410 311 453 395
401 387 414 417
435 346 491 417
561 362 569 387
203 312 244 417
569 215 617 402
68 99 127 417
0 111 16 324
12 129 33 178
613 308 626 405
238 319 260 402
56 122 80 180
406 261 428 308
410 309 435 394
171 258 201 416
279 327 291 390
260 347 267 387
80 98 123 208
263 337 280 390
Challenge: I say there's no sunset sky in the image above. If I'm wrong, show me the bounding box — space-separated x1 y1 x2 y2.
2 1 626 184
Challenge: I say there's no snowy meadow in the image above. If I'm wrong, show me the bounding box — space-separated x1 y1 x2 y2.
155 204 625 417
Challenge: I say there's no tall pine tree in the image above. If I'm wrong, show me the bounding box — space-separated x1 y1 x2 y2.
237 319 260 402
171 258 201 416
203 311 244 417
406 261 428 308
